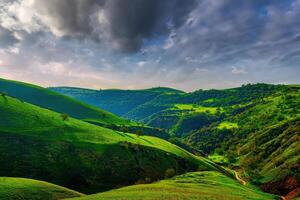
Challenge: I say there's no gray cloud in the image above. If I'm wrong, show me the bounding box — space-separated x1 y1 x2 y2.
159 0 300 67
0 0 299 91
30 0 196 52
0 26 19 48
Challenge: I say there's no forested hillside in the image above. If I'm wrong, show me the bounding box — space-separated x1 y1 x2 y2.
52 83 300 197
50 87 184 116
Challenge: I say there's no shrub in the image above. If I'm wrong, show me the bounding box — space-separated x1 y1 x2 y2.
145 177 152 183
135 177 151 185
120 126 129 133
60 113 69 121
0 92 7 98
119 141 129 149
165 168 176 179
197 165 207 171
135 130 143 137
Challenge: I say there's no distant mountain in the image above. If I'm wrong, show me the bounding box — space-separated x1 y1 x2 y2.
49 86 184 116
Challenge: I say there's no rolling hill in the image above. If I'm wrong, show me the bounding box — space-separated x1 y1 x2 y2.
67 171 279 200
0 78 130 127
51 83 300 197
0 177 83 200
51 84 285 136
0 93 222 194
184 85 300 197
50 86 184 116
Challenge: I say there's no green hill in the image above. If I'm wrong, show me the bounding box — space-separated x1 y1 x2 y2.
51 83 300 197
0 78 130 126
0 177 83 200
142 84 287 135
185 85 300 196
52 84 285 137
50 87 184 116
0 94 221 194
67 171 279 200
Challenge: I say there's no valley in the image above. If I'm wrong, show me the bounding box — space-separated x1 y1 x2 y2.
0 78 298 199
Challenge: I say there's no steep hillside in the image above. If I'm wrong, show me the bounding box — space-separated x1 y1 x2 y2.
0 78 130 126
0 177 83 200
186 85 300 196
0 94 221 194
67 171 279 200
50 87 184 116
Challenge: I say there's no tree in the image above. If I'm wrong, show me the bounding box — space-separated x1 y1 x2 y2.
135 130 143 137
165 168 176 179
0 92 7 98
120 126 129 133
60 113 69 121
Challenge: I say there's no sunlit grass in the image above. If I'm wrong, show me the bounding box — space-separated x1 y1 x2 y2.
0 177 83 200
172 104 222 115
68 171 278 200
217 121 238 130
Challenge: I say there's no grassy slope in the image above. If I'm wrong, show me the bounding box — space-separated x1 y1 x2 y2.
67 171 279 200
0 177 83 200
0 78 130 126
0 95 220 194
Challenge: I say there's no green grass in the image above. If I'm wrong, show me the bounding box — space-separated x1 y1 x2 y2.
203 98 216 103
217 121 238 130
0 78 131 126
208 154 229 164
0 94 222 194
67 171 279 200
172 104 221 115
0 177 83 200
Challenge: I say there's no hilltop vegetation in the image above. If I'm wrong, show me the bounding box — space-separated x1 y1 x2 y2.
0 177 83 200
0 94 220 194
68 171 278 200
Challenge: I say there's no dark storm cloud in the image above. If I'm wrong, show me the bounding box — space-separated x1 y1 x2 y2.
32 0 196 52
33 0 101 36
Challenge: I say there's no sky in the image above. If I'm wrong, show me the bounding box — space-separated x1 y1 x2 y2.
0 0 300 91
